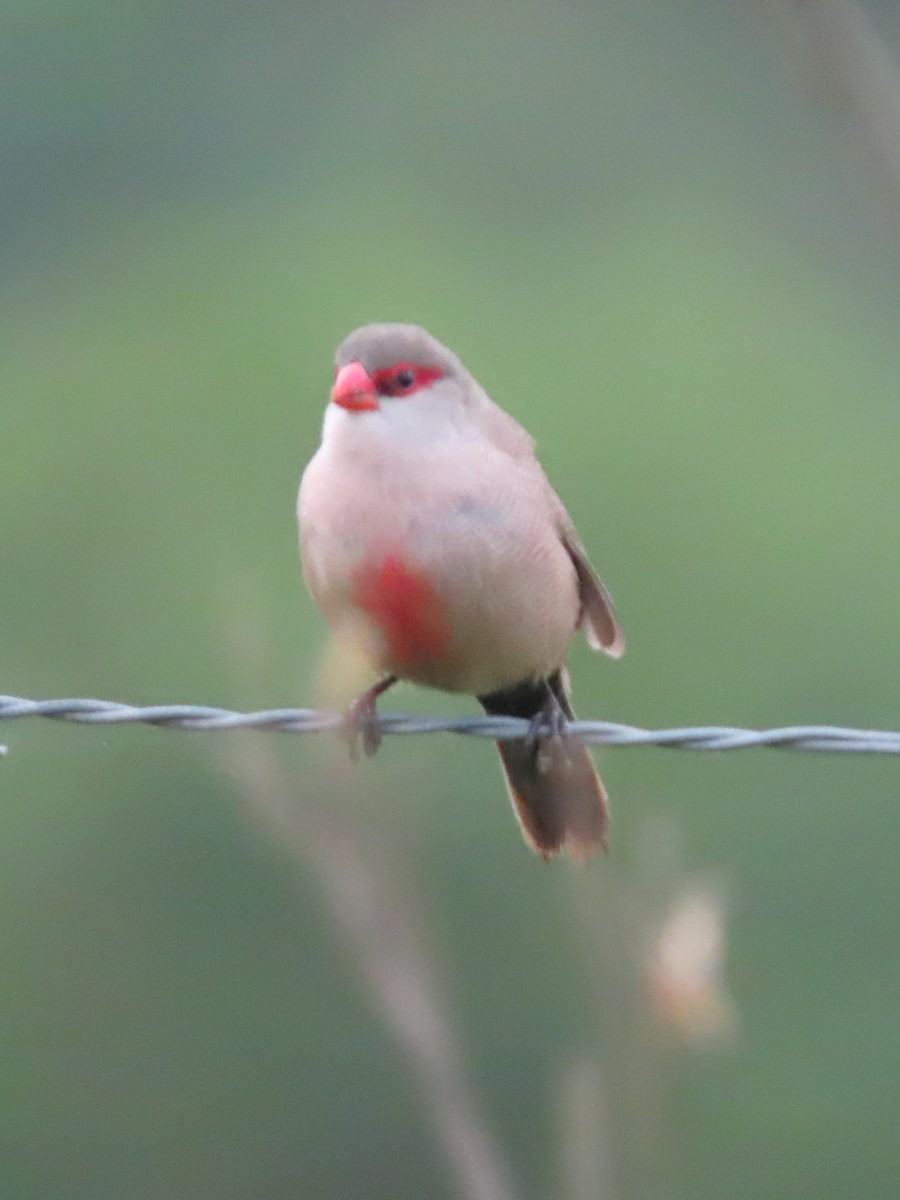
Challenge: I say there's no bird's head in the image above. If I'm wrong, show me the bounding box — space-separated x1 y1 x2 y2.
327 324 476 442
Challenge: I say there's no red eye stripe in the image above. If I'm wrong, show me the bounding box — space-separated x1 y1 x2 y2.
370 362 444 398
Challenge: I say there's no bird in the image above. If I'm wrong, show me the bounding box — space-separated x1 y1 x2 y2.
297 323 624 860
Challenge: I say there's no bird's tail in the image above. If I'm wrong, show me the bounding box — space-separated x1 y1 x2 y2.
478 670 609 861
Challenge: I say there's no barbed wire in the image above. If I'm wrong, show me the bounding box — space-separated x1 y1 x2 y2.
2 693 900 754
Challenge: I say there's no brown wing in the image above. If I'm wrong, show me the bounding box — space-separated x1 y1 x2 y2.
470 382 625 659
561 533 625 659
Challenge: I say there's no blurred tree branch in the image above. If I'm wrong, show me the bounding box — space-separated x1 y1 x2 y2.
759 0 900 221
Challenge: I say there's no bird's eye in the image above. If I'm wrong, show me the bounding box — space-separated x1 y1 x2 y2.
371 362 442 397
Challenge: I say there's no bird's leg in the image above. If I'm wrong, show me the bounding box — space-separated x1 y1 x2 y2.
342 674 397 760
526 680 571 774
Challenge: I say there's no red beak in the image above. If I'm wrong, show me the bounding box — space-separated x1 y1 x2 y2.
331 361 378 411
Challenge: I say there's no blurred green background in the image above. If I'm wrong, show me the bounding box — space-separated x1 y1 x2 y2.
3 2 900 1197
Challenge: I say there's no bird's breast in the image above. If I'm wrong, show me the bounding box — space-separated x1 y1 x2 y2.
298 440 580 692
349 553 451 672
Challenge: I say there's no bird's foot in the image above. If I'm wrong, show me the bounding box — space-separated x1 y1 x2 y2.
526 690 571 774
341 675 397 761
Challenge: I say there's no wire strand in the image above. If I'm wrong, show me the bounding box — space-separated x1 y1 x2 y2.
2 693 900 754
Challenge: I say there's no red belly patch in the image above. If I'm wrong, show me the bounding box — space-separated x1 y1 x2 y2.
350 554 450 669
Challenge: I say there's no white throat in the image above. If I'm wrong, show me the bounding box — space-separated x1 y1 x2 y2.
321 378 477 453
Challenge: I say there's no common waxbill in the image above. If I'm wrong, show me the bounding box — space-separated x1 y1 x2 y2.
297 323 624 860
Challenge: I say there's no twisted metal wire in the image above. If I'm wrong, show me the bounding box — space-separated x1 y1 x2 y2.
2 693 900 754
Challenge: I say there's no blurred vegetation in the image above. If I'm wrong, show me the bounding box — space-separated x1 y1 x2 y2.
3 2 900 1198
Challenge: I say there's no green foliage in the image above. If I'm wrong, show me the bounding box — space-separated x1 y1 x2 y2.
3 2 900 1197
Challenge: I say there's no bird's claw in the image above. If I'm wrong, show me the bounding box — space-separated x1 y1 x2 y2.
340 675 396 761
341 695 383 760
527 694 571 774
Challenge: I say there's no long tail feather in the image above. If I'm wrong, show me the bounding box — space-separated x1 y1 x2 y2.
478 671 609 861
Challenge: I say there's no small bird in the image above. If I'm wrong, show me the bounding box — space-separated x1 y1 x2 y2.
297 324 624 860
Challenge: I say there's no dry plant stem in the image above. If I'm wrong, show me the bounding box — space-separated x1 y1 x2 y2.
227 740 522 1200
220 585 521 1200
567 870 674 1200
557 1057 616 1200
